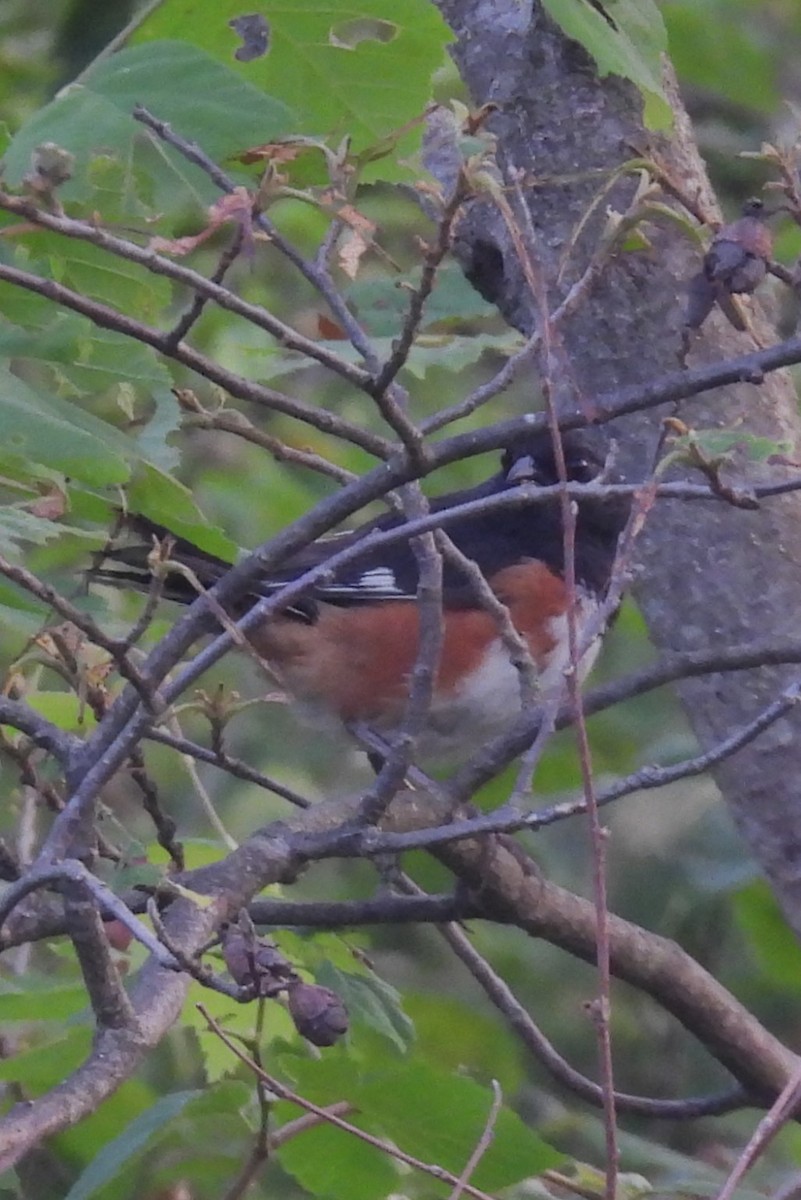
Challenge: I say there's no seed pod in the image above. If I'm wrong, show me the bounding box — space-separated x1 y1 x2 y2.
287 981 349 1047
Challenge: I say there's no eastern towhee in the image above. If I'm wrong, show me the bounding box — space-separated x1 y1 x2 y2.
95 430 630 763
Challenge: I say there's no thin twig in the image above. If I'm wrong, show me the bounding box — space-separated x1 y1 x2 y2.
128 747 185 869
438 530 540 706
198 1003 498 1200
553 675 801 825
0 189 374 394
0 258 389 458
163 715 238 849
165 225 246 348
118 569 166 652
145 726 312 808
422 328 543 434
372 172 471 396
132 105 380 369
0 860 177 966
269 1102 353 1150
176 395 358 485
0 696 78 767
427 899 748 1119
358 494 444 822
715 1058 801 1200
145 898 244 999
0 552 159 710
502 167 618 1196
353 678 801 856
220 996 272 1200
448 1080 502 1200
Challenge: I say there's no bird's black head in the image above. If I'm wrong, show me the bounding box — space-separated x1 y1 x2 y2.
741 197 766 219
501 429 604 488
501 428 631 566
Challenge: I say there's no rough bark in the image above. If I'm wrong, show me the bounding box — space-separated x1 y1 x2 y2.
431 0 801 931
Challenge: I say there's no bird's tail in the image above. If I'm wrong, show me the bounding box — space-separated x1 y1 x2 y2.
89 515 234 606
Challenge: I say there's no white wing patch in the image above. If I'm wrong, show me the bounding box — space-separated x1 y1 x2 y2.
357 567 402 592
323 565 407 598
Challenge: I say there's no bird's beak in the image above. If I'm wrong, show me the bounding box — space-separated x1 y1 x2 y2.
506 454 538 485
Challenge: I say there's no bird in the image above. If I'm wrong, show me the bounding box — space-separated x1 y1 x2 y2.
94 429 630 764
685 198 774 332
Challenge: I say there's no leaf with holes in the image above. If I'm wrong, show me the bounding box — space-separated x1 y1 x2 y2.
131 0 452 181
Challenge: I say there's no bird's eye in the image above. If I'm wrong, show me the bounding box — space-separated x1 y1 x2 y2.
568 457 595 482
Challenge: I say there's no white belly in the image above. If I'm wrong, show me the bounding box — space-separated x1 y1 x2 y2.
413 607 602 763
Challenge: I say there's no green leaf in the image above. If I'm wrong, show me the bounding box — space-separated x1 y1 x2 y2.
0 1026 92 1088
734 880 801 990
346 264 499 338
126 463 238 561
663 5 778 115
659 428 793 475
275 929 370 975
0 981 89 1022
0 262 57 327
108 859 165 894
53 1079 158 1180
180 1077 252 1118
25 691 97 732
0 311 89 361
179 839 232 870
275 1055 398 1200
133 391 182 472
276 1114 398 1200
0 317 169 401
2 41 296 203
50 236 172 321
0 506 102 554
281 1056 562 1194
131 0 452 181
84 152 158 224
0 366 130 485
69 1081 252 1197
0 600 43 636
405 993 525 1094
0 568 46 633
62 328 171 397
182 982 296 1083
63 1089 201 1200
317 962 414 1054
359 1062 564 1191
0 507 58 551
0 334 203 530
540 0 672 129
567 1161 652 1200
692 430 790 463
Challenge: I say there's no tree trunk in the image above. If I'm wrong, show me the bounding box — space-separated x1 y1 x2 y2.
431 0 801 932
